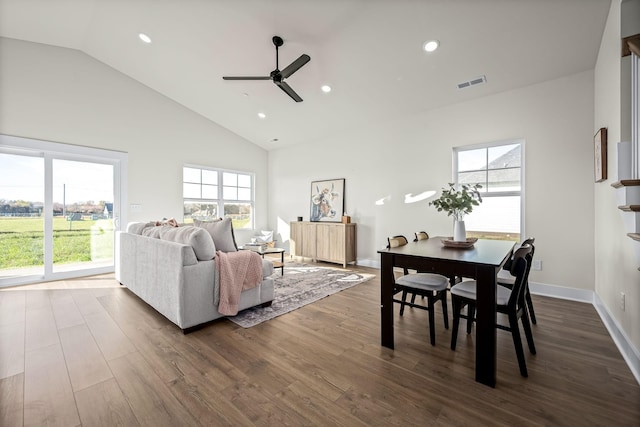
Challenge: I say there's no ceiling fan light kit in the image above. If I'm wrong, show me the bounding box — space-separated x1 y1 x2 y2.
223 35 311 102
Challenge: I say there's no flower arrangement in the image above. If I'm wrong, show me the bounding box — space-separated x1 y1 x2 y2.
429 183 483 222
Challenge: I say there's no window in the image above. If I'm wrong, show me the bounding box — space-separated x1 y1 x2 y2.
454 140 523 241
183 166 254 229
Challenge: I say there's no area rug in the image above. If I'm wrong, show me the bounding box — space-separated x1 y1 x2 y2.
228 263 375 328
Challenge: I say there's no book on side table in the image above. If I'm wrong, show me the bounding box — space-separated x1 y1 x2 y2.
243 243 267 252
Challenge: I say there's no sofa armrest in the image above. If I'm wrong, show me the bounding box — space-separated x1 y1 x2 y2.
116 231 203 326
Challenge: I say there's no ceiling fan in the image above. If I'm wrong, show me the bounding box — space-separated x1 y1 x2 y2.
222 36 311 102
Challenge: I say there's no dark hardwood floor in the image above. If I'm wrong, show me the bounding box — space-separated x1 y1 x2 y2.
1 263 639 426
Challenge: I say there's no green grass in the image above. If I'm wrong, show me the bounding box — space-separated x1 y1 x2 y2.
232 217 251 229
0 217 114 269
467 231 520 242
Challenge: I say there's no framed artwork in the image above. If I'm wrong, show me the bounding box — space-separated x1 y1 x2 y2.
594 127 607 182
310 178 345 222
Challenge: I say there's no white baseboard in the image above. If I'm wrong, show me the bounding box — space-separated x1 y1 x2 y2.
354 266 640 385
592 292 640 385
526 281 640 385
528 281 594 303
356 258 380 269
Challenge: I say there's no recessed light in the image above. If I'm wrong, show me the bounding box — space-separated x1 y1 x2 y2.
138 33 152 44
270 138 279 143
423 40 439 52
257 112 266 119
321 85 332 93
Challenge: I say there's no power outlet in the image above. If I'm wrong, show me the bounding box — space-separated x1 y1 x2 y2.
620 292 626 311
532 259 542 271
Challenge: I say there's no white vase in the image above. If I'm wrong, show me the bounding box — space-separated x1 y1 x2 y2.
453 219 466 242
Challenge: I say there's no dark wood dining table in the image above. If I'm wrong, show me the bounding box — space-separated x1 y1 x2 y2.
378 236 515 387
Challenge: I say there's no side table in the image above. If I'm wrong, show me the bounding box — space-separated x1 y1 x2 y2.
240 246 285 276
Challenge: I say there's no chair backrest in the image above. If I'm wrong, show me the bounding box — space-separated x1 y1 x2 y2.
387 235 408 248
507 244 533 308
414 231 429 242
522 237 535 259
504 237 535 271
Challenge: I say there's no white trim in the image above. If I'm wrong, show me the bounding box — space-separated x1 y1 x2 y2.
356 258 380 268
529 281 639 385
593 292 640 385
632 52 639 179
528 281 594 303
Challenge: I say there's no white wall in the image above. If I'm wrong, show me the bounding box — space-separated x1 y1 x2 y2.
269 70 596 291
0 37 269 243
594 0 640 353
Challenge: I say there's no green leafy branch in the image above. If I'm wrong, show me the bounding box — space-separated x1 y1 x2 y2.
429 183 483 222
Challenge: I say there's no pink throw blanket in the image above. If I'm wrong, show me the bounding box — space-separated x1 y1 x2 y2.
215 250 263 316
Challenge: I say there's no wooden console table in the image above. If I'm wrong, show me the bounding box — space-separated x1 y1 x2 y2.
290 221 356 268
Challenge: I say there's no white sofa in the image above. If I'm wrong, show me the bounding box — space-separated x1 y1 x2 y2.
115 221 275 332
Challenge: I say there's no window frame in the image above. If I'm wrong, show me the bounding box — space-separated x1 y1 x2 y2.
453 139 525 241
182 165 255 229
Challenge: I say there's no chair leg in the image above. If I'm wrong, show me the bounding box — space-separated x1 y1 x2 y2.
521 308 537 354
449 276 457 287
451 297 461 350
400 289 408 316
428 294 436 346
525 289 537 325
466 305 475 334
509 313 528 377
440 291 449 330
411 292 417 305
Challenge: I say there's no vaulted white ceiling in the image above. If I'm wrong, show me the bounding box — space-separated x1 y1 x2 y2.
0 0 611 150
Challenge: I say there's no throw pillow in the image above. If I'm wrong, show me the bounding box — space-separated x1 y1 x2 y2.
158 226 216 261
255 230 274 243
193 218 238 252
154 218 179 227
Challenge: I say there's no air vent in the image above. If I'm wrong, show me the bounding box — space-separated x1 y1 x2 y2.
457 75 487 90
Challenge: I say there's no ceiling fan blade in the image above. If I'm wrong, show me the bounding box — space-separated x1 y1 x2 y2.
222 76 271 80
275 81 303 102
280 54 310 79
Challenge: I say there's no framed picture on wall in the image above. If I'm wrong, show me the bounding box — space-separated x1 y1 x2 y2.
594 127 607 182
310 178 345 222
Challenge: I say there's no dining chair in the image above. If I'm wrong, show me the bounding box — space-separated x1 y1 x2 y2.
387 235 450 345
498 237 537 324
414 231 430 242
415 231 461 288
450 244 536 377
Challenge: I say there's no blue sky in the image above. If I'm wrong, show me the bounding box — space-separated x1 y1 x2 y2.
1 153 114 204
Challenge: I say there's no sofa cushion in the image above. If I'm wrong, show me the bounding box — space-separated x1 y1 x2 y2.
127 221 154 235
142 226 162 239
193 218 238 252
158 226 216 261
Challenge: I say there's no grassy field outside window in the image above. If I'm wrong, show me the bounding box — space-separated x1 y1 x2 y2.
0 217 113 269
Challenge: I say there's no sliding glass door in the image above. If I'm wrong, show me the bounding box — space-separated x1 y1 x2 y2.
0 135 127 287
51 158 115 274
0 152 45 279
